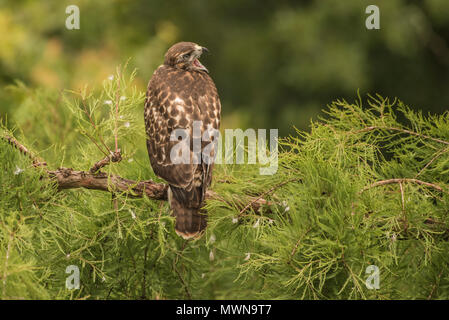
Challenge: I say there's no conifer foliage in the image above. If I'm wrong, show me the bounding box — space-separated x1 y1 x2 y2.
1 68 448 299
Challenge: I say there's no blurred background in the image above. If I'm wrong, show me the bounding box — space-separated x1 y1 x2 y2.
0 0 449 136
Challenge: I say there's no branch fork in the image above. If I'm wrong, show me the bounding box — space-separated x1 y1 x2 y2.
2 134 270 214
90 149 122 173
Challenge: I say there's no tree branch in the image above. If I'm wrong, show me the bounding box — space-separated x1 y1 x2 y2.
48 167 168 199
2 134 270 213
47 167 271 212
3 134 47 167
89 150 122 173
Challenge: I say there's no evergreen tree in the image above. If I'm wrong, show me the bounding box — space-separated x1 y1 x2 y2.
1 68 448 299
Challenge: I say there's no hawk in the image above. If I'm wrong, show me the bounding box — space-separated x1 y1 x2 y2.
144 42 221 239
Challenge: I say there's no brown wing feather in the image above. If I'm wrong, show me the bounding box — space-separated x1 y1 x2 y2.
144 64 221 237
145 65 220 189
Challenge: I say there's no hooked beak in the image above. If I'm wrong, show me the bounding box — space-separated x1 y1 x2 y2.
193 47 209 73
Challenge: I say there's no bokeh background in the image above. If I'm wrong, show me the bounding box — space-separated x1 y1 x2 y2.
0 0 448 136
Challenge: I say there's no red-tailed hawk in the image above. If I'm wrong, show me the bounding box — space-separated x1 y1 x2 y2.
144 42 221 239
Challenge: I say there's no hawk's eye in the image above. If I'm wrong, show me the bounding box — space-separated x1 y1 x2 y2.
182 53 191 60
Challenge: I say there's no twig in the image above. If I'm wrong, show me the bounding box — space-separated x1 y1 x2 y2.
287 227 312 266
2 135 47 167
238 178 300 217
415 146 449 178
360 178 446 194
80 129 109 158
114 68 121 153
428 269 444 300
173 242 191 299
352 126 449 145
90 150 122 173
399 182 405 213
399 182 408 232
212 192 272 217
80 97 112 154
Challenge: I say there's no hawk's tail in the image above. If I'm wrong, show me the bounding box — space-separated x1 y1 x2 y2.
168 186 207 239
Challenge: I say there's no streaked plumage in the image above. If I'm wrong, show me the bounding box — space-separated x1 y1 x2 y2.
144 42 221 239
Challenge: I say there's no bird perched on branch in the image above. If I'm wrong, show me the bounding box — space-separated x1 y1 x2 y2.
144 42 221 239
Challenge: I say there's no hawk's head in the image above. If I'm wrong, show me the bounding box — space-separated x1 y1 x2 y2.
164 42 209 73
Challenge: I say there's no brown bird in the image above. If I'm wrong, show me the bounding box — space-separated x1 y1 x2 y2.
144 42 221 239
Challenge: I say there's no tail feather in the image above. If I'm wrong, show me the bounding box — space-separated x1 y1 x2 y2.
168 186 207 239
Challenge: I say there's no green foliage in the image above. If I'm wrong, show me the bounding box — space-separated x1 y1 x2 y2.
1 0 449 135
1 69 449 299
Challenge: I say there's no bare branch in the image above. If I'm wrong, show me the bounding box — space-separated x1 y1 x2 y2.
2 135 47 167
48 167 168 200
48 167 269 213
1 134 284 214
90 150 122 173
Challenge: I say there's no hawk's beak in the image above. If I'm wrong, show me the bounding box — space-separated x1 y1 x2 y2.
193 47 209 73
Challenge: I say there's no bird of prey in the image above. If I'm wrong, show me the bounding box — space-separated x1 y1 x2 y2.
144 42 221 239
